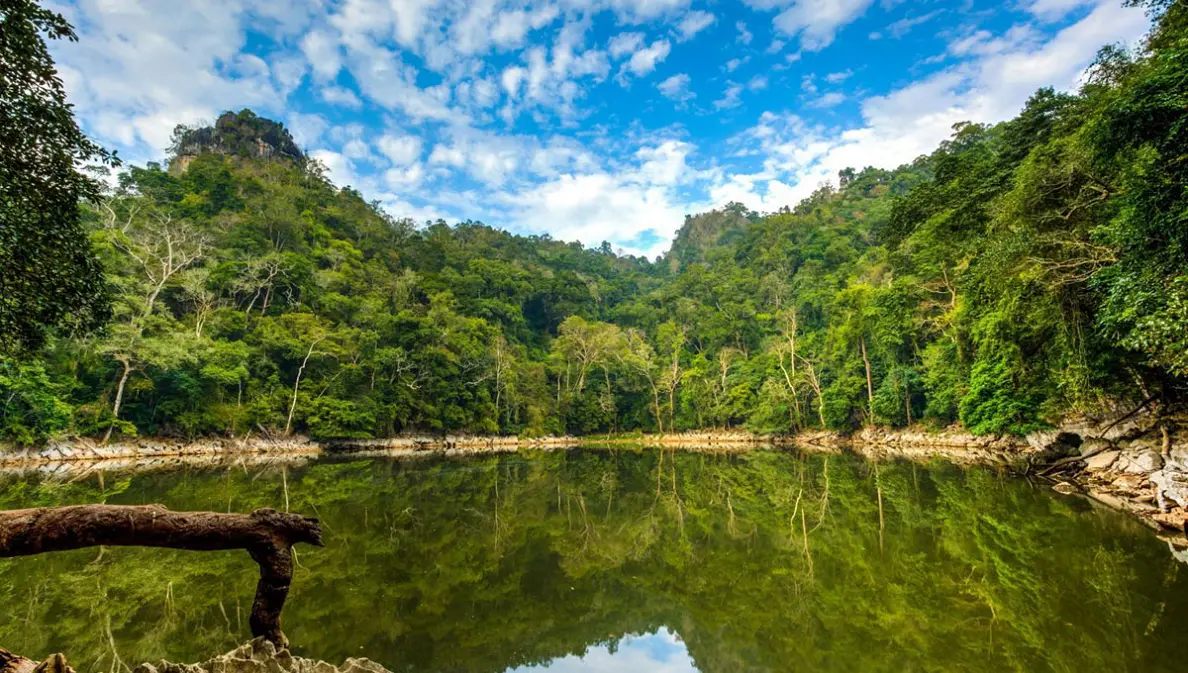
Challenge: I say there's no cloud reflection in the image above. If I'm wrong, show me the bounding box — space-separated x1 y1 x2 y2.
507 627 697 673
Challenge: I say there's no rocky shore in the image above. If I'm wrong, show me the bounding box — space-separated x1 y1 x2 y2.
0 431 778 476
1 639 393 673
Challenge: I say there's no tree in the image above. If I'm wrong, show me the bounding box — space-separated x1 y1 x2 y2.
259 313 338 436
0 0 118 352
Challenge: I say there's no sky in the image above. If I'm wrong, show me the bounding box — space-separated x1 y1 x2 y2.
46 0 1154 258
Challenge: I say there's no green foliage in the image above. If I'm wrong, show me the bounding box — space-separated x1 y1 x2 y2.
959 344 1044 436
0 0 118 352
0 358 72 444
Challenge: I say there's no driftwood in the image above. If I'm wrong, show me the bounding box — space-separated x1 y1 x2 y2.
0 505 323 647
0 648 72 673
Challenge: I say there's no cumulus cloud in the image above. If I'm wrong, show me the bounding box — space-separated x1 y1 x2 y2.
735 20 753 44
608 32 646 59
806 91 845 108
378 134 424 166
320 85 362 108
714 83 744 110
746 0 875 51
619 39 672 80
1026 0 1097 21
501 144 702 257
675 11 716 42
657 73 694 103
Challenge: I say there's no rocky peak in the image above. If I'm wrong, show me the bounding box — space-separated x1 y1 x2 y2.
169 109 304 170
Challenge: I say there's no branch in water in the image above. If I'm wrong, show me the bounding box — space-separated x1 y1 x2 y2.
0 505 323 648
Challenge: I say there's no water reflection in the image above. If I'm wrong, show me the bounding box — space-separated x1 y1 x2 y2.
2 449 1187 673
509 628 695 673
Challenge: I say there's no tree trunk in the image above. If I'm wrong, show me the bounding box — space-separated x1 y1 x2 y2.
102 359 134 444
649 382 664 434
0 505 323 648
285 339 322 436
860 336 874 422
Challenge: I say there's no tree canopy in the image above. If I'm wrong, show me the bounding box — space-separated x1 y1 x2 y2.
0 0 118 353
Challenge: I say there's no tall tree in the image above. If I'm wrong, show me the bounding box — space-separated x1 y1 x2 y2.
0 0 117 352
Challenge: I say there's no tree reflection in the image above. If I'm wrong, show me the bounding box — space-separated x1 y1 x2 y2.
1 449 1184 673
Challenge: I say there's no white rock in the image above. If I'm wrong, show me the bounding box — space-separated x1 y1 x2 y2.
1085 449 1120 471
1126 450 1164 474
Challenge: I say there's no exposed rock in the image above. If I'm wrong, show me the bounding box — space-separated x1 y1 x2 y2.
1084 449 1120 471
134 639 390 673
1125 449 1164 474
1152 460 1188 511
1079 438 1112 457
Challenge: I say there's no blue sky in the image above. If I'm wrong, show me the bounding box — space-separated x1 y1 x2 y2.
48 0 1152 257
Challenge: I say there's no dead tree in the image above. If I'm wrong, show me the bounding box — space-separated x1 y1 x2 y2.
0 505 323 648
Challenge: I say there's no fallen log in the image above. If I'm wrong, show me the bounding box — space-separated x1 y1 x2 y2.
0 648 71 673
0 505 323 648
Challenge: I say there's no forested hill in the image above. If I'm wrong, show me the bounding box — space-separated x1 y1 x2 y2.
1 0 1185 444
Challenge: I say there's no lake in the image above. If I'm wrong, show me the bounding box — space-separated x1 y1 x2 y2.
2 448 1186 673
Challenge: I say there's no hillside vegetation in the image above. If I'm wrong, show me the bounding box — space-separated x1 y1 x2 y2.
1 0 1185 443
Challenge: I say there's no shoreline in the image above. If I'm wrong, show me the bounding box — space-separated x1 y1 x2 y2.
3 420 1185 544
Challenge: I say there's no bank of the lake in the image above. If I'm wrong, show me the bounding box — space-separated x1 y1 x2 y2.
3 413 1186 543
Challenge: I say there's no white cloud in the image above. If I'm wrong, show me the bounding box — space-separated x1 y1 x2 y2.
735 20 753 44
286 112 328 147
490 5 560 49
607 0 691 23
1026 0 1096 21
675 11 715 42
749 0 875 51
311 148 358 187
321 85 362 108
342 137 371 160
714 83 743 110
657 73 694 103
884 10 943 39
301 30 341 81
502 65 526 98
378 134 424 165
504 165 694 257
748 74 769 91
950 25 1040 58
806 91 846 108
824 69 853 84
620 39 672 79
608 32 645 59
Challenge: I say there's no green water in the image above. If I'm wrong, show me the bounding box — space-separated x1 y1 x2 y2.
1 448 1186 673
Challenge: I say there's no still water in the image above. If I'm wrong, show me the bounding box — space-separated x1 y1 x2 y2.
2 448 1186 673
